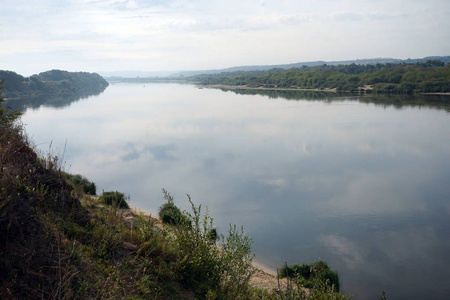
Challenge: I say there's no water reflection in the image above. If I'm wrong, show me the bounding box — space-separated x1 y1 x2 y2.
4 85 108 112
20 83 450 300
121 143 177 162
221 87 450 112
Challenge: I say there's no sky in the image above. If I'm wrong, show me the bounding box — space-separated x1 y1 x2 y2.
1 0 449 76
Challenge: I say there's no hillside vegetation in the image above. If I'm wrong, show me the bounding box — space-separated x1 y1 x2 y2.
170 56 450 77
0 80 354 299
0 69 109 99
195 60 450 94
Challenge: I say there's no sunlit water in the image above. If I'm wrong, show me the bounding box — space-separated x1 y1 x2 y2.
17 83 450 299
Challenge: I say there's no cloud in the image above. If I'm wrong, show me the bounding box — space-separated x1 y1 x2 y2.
367 11 406 21
1 0 449 75
327 12 364 22
259 177 287 188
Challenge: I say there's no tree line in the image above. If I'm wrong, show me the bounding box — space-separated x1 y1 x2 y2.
194 60 450 94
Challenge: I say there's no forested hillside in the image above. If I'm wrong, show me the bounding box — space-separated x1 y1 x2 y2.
0 69 109 99
171 56 450 77
195 60 450 94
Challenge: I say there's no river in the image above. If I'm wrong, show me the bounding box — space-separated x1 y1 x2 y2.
12 83 450 299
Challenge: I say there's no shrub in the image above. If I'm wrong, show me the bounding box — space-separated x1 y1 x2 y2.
279 260 340 291
158 188 188 225
65 173 96 195
163 190 255 298
99 191 129 208
207 227 218 242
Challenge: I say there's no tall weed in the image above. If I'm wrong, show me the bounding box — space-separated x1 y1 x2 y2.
165 190 255 298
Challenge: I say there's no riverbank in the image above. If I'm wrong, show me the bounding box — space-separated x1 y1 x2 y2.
199 84 338 93
126 204 288 292
199 84 450 95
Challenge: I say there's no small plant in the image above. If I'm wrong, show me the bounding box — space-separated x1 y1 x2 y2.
158 188 188 225
99 191 129 209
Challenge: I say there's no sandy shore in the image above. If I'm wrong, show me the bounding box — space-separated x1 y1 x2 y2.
199 84 338 93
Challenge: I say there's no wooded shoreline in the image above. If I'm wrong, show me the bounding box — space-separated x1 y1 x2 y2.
200 84 450 95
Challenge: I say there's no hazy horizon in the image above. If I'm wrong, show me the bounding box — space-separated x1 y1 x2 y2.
1 55 448 79
1 0 449 77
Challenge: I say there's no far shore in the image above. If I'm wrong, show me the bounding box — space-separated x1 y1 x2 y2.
198 84 338 93
198 84 450 96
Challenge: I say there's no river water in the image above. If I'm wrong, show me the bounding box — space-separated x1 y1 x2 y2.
12 83 450 299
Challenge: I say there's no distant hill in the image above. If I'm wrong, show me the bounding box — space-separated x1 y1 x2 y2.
169 56 450 77
0 69 109 99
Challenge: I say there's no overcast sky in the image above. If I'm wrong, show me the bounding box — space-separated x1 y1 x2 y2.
1 0 449 76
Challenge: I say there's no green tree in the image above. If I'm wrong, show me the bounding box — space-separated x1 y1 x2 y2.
0 80 21 127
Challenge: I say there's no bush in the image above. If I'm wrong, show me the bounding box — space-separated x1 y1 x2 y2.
158 189 188 225
65 173 96 195
279 260 340 291
99 191 129 208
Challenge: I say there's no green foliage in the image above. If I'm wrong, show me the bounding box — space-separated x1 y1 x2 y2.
195 61 450 94
65 172 97 195
173 195 222 295
267 260 351 300
164 191 255 298
279 260 340 291
99 191 129 209
219 224 255 298
158 188 189 225
0 69 109 99
207 227 218 242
